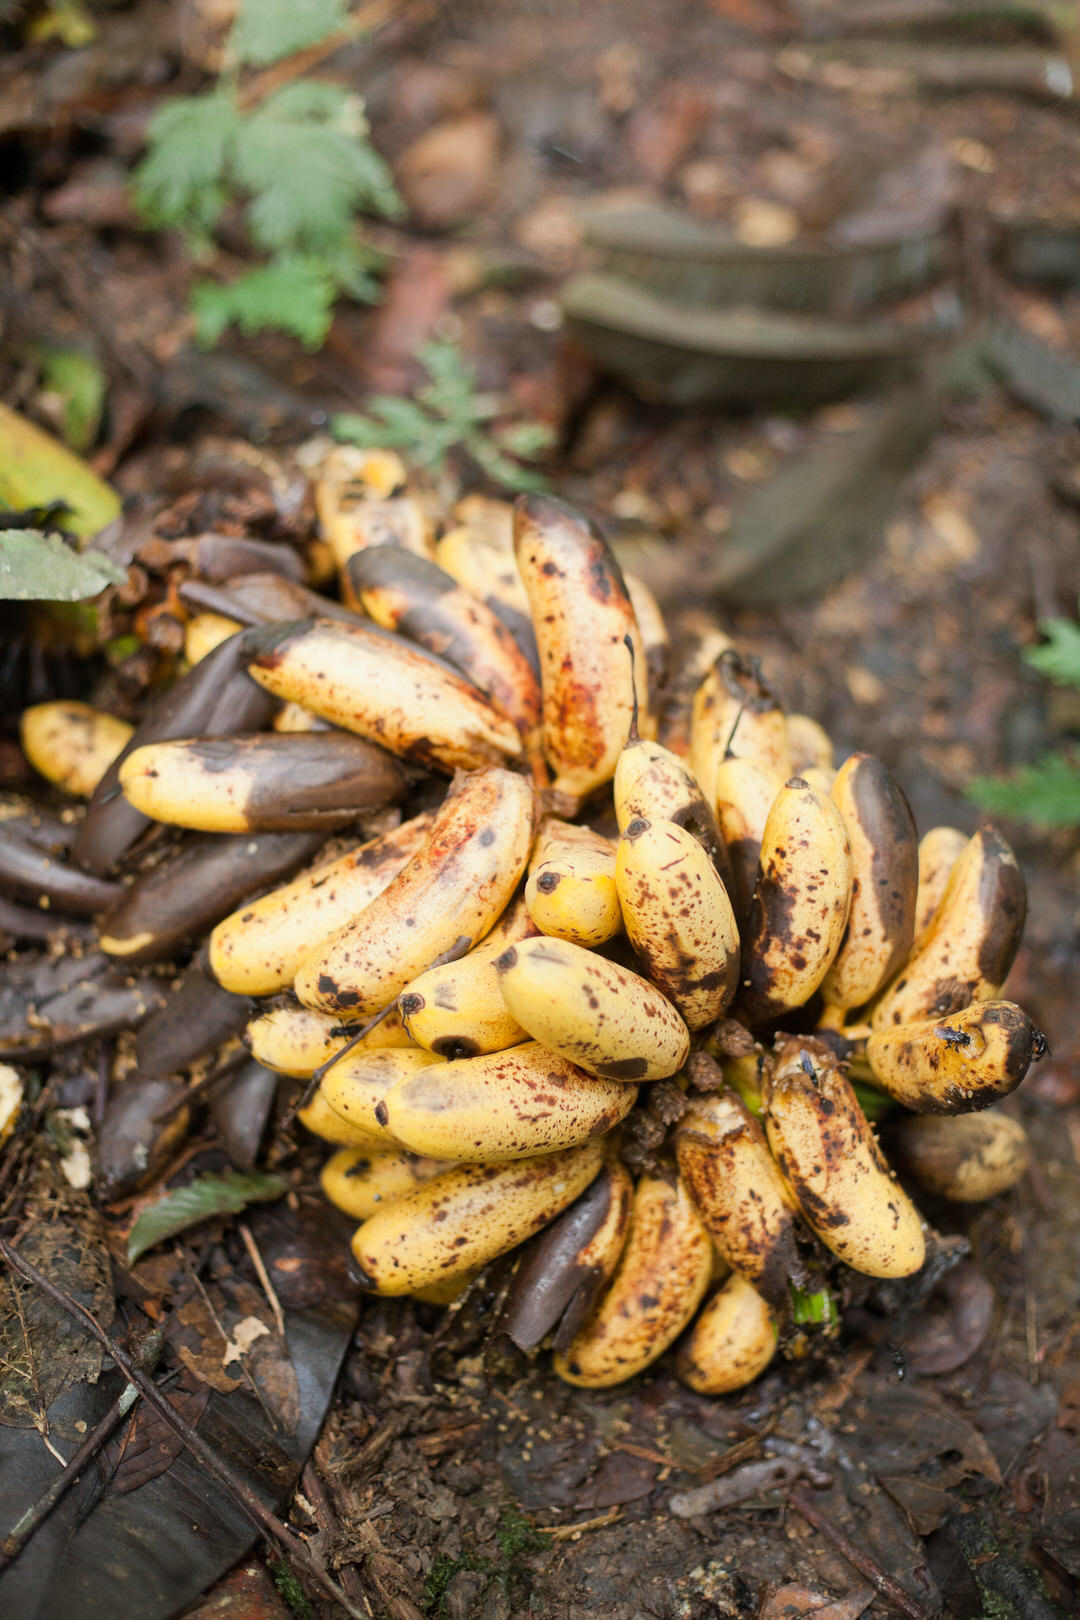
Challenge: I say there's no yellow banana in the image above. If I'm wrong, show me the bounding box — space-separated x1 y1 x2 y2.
210 812 434 996
913 826 968 946
624 571 668 730
184 612 240 666
298 1087 389 1148
763 1038 925 1278
272 701 334 734
20 702 133 798
820 753 918 1012
398 896 537 1058
656 614 734 758
865 1000 1046 1113
785 713 834 774
677 1275 778 1395
321 1047 445 1143
245 617 523 773
320 1145 451 1220
870 828 1026 1031
412 1269 482 1305
350 1141 605 1295
295 767 536 1017
379 1041 637 1162
496 935 690 1081
552 1174 713 1388
514 494 646 809
613 735 731 883
689 649 791 811
885 1110 1030 1202
525 817 621 947
246 1003 413 1078
313 444 429 584
799 765 836 794
615 818 739 1028
713 756 784 924
674 1090 798 1304
739 778 853 1025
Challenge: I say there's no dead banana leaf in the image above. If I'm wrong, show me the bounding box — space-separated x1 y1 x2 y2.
561 273 958 406
0 403 121 537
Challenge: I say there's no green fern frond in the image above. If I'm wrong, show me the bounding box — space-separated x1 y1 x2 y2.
228 0 352 67
969 753 1080 828
1024 603 1080 689
191 258 339 348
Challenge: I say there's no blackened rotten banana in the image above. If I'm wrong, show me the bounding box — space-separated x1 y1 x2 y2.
496 935 690 1081
821 753 918 1012
514 494 645 809
616 818 739 1028
739 778 853 1025
677 1275 777 1396
525 817 621 947
885 1110 1030 1202
764 1038 925 1278
552 1173 712 1388
295 767 535 1016
20 702 133 798
350 1141 605 1295
865 1000 1045 1113
871 828 1026 1030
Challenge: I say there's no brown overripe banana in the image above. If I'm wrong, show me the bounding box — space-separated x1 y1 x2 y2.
677 1274 778 1395
884 1110 1030 1202
656 613 734 758
865 1000 1046 1113
689 649 791 811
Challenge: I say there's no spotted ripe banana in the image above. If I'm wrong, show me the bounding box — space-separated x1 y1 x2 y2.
785 713 834 775
398 896 538 1057
272 701 333 734
884 1110 1030 1202
379 1041 637 1162
320 1145 451 1221
350 1141 605 1295
298 1087 389 1148
616 818 739 1028
739 778 853 1025
674 1089 798 1306
434 505 539 667
514 494 645 809
677 1275 778 1395
820 753 918 1012
20 702 133 798
525 817 621 947
763 1037 925 1278
613 735 731 884
689 649 791 812
870 828 1026 1031
656 613 734 758
321 1047 445 1143
865 1000 1046 1113
496 935 690 1081
552 1174 713 1388
295 767 536 1017
913 826 968 946
184 612 240 666
713 756 784 925
624 572 668 727
244 617 522 773
246 1003 413 1078
210 812 434 995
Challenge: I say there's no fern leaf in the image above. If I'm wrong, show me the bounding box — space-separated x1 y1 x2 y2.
968 753 1080 828
228 0 352 68
192 258 339 348
132 89 240 240
1025 606 1080 689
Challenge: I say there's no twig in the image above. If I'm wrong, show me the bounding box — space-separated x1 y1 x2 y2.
788 1487 931 1620
299 1461 373 1615
0 1237 368 1620
535 1508 623 1539
238 1220 286 1338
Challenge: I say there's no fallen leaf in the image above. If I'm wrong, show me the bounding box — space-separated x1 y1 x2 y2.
222 1315 271 1367
126 1170 288 1264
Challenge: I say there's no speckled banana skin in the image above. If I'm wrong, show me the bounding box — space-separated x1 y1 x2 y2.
379 1041 637 1162
865 1000 1046 1113
674 1089 798 1305
496 935 690 1081
821 753 918 1012
297 1088 389 1148
763 1038 925 1279
295 767 536 1017
552 1174 713 1388
738 778 853 1025
245 616 522 773
912 826 968 947
712 755 785 927
525 817 621 948
350 1141 605 1295
514 494 646 809
320 1145 451 1221
677 1275 778 1396
870 828 1026 1031
398 895 538 1058
184 612 240 666
246 1003 414 1079
689 648 791 812
20 702 133 798
613 736 731 884
616 818 739 1028
321 1048 445 1143
884 1110 1030 1202
211 813 434 996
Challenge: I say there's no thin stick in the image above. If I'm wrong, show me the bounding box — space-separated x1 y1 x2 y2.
788 1487 930 1620
0 1238 368 1620
623 632 640 744
238 1221 286 1338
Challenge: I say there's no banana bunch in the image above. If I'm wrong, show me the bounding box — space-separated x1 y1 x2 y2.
9 460 1048 1405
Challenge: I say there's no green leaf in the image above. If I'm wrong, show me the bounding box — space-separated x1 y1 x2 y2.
192 258 339 348
132 89 240 241
126 1169 288 1264
33 347 107 453
1024 606 1080 689
968 752 1080 828
0 400 121 536
0 531 127 602
228 0 352 67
